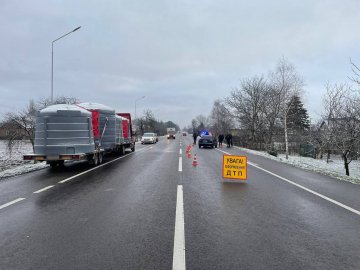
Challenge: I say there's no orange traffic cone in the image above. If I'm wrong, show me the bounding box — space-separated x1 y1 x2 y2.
187 153 191 159
187 145 191 151
192 154 198 166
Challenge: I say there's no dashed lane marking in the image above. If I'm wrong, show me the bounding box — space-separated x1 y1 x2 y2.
178 157 183 172
216 148 360 216
179 149 182 155
0 198 26 210
33 185 55 194
172 185 186 270
1 146 151 212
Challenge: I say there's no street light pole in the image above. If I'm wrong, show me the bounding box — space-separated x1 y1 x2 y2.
51 26 81 104
135 96 145 120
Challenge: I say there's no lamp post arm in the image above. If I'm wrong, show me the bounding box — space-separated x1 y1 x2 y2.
52 26 81 43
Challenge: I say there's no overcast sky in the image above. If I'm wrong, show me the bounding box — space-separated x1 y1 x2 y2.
1 0 359 128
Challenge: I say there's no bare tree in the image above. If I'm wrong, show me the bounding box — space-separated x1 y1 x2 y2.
310 119 327 159
195 115 210 129
349 58 360 86
263 85 282 148
142 109 157 132
269 57 304 159
226 76 269 146
191 119 198 133
322 83 360 176
4 100 38 152
209 99 233 135
4 96 79 152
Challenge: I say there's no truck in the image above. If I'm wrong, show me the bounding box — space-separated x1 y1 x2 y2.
167 127 176 139
23 103 135 168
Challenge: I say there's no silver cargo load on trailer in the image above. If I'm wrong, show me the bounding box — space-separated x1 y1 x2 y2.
77 102 116 151
115 115 124 145
34 104 95 155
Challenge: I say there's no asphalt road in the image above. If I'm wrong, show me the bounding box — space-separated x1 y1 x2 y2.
0 135 359 269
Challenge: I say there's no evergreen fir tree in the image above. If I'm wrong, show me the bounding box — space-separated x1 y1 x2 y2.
287 95 310 131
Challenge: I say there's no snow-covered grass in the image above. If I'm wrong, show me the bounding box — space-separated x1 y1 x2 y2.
0 140 48 180
1 140 359 185
236 146 360 185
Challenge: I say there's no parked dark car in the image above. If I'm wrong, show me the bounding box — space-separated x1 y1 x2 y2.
198 135 217 148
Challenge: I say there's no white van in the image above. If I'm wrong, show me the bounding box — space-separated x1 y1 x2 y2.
141 133 157 144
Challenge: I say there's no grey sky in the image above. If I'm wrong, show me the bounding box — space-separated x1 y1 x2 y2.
1 0 359 128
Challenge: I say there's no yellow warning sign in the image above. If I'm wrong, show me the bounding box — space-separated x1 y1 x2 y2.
222 155 247 180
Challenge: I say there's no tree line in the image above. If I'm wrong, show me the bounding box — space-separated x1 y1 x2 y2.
1 97 179 151
187 57 360 176
133 109 180 137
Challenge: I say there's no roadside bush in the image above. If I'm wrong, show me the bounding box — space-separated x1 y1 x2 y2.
267 149 278 157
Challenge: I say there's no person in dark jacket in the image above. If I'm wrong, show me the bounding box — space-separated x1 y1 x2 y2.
218 134 224 147
225 133 233 148
193 132 198 145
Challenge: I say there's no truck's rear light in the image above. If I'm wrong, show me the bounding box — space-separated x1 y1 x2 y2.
61 155 72 160
35 156 45 161
23 155 33 160
72 155 81 160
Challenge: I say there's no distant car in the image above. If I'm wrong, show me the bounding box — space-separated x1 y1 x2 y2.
182 132 187 136
198 135 217 148
141 133 157 144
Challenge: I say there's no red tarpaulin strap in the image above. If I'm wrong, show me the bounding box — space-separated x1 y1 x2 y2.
92 111 100 138
122 119 129 139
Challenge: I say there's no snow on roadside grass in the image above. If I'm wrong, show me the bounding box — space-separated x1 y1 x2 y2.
0 162 48 180
235 147 360 185
0 140 48 180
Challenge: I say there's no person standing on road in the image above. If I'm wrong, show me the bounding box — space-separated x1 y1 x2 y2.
225 133 232 148
218 134 224 147
193 132 198 145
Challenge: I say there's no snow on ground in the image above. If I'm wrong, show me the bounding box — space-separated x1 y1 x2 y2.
235 146 360 185
0 140 359 184
0 140 48 180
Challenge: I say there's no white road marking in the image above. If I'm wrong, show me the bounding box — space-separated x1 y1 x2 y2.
216 148 230 155
216 148 360 216
248 162 360 216
33 185 55 194
0 198 26 210
173 185 186 270
178 157 182 172
59 146 149 184
179 149 182 155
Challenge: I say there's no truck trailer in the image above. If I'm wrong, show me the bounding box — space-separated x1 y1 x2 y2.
167 127 176 139
23 103 135 168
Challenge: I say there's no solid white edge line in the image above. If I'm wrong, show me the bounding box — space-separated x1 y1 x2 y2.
178 157 183 172
215 148 360 216
248 162 360 216
173 185 186 270
0 198 26 210
59 146 150 184
33 185 55 194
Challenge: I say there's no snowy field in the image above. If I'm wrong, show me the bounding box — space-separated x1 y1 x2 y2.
236 147 360 185
0 140 47 180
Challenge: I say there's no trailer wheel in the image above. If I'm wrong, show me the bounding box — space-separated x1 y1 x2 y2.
49 161 58 168
93 153 99 166
98 152 103 164
119 145 125 155
89 153 99 166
